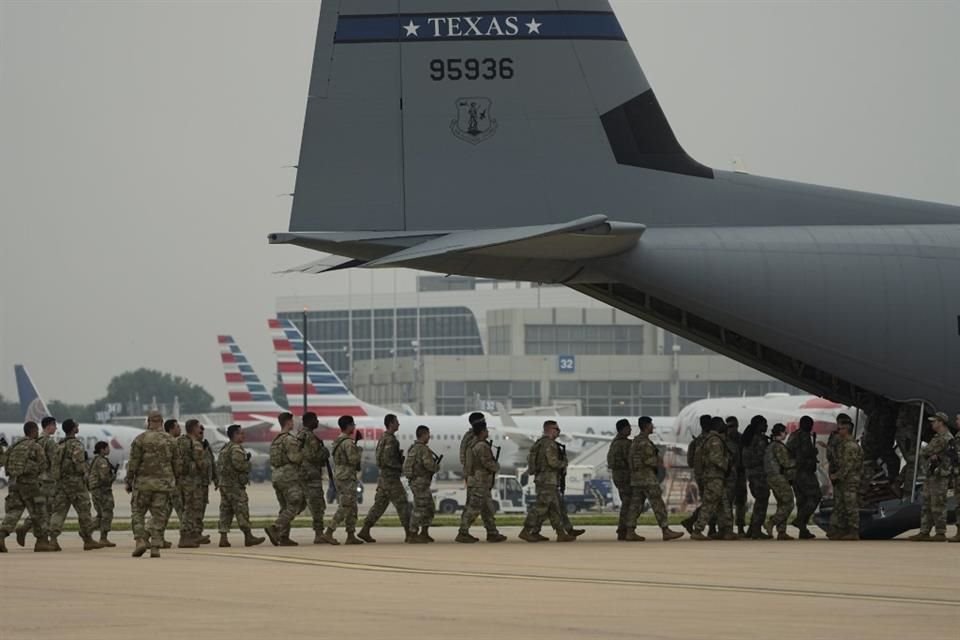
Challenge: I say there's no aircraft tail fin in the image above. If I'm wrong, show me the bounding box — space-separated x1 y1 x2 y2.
218 335 286 423
269 318 388 417
287 0 711 236
15 365 51 424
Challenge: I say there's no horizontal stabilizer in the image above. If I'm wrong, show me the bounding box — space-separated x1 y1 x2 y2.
277 255 367 275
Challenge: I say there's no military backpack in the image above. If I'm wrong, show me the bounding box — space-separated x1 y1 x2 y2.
527 438 545 475
4 439 32 478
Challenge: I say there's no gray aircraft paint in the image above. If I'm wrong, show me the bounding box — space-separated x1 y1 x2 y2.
273 0 960 413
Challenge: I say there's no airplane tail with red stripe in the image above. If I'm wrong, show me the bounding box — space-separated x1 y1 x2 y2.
269 318 389 417
218 335 286 423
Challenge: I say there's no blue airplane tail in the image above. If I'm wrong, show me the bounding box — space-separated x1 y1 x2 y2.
15 365 51 423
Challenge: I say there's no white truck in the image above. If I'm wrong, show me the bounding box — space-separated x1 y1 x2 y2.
434 475 528 515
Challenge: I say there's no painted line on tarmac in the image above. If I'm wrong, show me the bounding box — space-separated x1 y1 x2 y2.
193 551 958 608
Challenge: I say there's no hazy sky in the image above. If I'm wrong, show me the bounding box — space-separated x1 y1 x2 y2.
1 0 958 405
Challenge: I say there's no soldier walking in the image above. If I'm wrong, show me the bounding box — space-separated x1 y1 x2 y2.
198 423 216 544
681 415 714 535
265 412 305 546
457 422 507 543
908 412 954 542
127 410 181 558
157 418 182 549
519 420 576 543
324 415 364 545
297 411 332 544
88 441 117 547
0 422 56 552
690 418 735 540
46 419 103 551
606 419 633 540
724 417 748 537
217 425 265 547
786 415 822 539
829 419 862 541
176 419 209 548
15 416 58 547
623 417 684 542
741 415 771 539
458 413 505 541
764 423 796 540
404 425 440 543
359 414 412 543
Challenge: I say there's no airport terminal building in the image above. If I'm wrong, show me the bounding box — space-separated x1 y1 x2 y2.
277 277 798 417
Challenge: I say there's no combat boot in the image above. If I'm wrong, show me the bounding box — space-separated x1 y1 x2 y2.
219 533 231 548
681 517 694 535
928 532 947 542
48 535 62 552
357 525 376 543
344 531 364 545
567 528 586 537
797 528 816 540
623 529 646 542
278 532 299 546
33 535 56 552
132 538 148 557
404 529 416 544
556 531 577 542
0 534 6 553
99 533 117 548
264 525 280 546
690 531 709 541
242 528 265 547
455 531 478 543
420 527 435 543
15 526 28 547
518 528 542 543
320 528 340 545
776 531 794 541
82 534 105 550
720 529 739 541
662 527 684 541
486 532 507 543
177 535 199 549
948 527 960 542
408 531 429 544
907 531 932 542
737 525 747 538
150 546 161 558
616 526 626 540
197 534 211 545
838 531 860 541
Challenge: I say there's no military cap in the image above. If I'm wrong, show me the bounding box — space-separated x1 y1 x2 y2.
928 411 950 425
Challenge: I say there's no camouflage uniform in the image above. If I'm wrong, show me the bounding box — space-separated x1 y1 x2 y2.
217 441 254 534
128 429 180 550
177 434 209 541
895 405 920 490
0 438 49 542
606 433 632 533
459 439 501 536
692 432 732 533
459 429 497 533
627 433 669 528
522 436 567 534
786 430 822 531
330 434 362 533
270 431 305 539
404 441 439 531
88 453 116 535
682 433 705 530
832 438 863 536
20 432 57 538
362 431 411 532
741 433 770 534
825 431 841 531
160 430 183 534
764 440 796 534
298 429 330 534
919 431 953 536
48 435 99 542
200 443 217 534
725 431 747 532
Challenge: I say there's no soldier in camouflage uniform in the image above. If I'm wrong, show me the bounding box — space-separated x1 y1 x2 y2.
741 415 771 539
360 414 412 543
894 404 921 493
519 421 576 543
217 425 265 547
606 419 633 540
0 422 56 552
158 418 182 549
908 413 954 542
690 418 735 540
724 417 748 537
457 422 507 543
404 425 440 543
265 412 306 546
197 423 216 545
176 419 209 548
297 411 332 544
88 441 117 547
16 416 58 547
127 410 181 558
819 414 846 535
763 423 796 540
786 415 821 539
623 417 684 542
829 420 862 541
324 415 364 545
45 420 102 551
681 414 714 535
458 413 503 540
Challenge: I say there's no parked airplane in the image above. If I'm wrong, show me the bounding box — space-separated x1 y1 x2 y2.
269 1 960 448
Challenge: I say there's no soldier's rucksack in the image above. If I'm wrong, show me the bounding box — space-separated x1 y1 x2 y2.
403 445 417 480
269 434 286 467
4 439 30 478
527 438 544 475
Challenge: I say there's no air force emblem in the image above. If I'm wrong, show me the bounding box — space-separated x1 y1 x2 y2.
451 97 497 145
